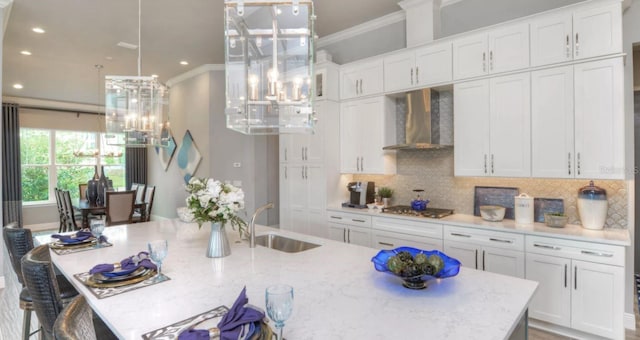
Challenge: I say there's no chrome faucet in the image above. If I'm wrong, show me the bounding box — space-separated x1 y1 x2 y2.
249 202 275 248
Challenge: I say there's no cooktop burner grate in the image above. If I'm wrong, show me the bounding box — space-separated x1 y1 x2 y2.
381 205 454 219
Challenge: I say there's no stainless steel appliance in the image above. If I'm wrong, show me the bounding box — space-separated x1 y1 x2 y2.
382 205 454 219
342 182 375 209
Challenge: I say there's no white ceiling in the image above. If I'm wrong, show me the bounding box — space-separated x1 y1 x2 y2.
3 0 590 106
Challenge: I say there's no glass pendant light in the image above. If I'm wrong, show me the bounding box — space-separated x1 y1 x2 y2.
224 0 316 135
104 0 170 147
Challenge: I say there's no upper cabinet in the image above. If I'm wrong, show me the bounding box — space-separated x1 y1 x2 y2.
530 3 622 67
453 23 529 80
384 42 453 93
340 58 383 100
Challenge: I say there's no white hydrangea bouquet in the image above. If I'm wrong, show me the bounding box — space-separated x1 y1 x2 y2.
185 177 247 237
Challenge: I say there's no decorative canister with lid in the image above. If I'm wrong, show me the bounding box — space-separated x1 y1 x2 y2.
577 181 608 230
514 193 534 224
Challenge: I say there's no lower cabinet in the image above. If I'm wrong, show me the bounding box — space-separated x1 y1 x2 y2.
371 217 443 251
326 211 371 247
525 236 625 339
443 225 525 278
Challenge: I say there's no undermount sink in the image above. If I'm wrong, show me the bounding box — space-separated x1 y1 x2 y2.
254 234 320 253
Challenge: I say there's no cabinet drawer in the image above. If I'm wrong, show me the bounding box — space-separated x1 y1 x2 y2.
372 229 443 251
526 235 624 266
372 217 442 240
443 225 524 251
327 211 371 227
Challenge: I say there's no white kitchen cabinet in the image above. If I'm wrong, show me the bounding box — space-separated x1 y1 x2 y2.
281 100 334 164
384 42 452 93
287 164 326 237
531 66 575 178
530 3 621 67
371 217 443 251
454 72 530 177
279 163 291 231
453 23 529 80
525 235 625 339
340 96 396 174
340 58 383 100
574 58 624 179
443 225 525 278
327 212 371 247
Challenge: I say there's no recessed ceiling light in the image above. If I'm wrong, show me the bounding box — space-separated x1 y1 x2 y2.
20 50 32 56
180 61 189 65
151 74 159 78
32 27 45 34
105 56 113 61
13 84 23 89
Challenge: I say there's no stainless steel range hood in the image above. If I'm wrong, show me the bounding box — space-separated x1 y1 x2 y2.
383 88 453 150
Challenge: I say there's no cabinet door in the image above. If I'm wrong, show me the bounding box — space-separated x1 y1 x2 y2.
328 223 346 243
444 240 479 270
347 225 371 247
339 101 360 173
359 59 384 97
454 80 490 176
573 3 622 60
526 253 571 327
359 98 385 174
489 72 531 177
287 135 306 163
572 260 624 339
530 12 573 67
306 165 325 213
488 23 529 74
279 164 291 231
305 101 326 163
279 134 292 163
481 246 525 278
340 66 360 100
574 58 624 179
415 42 453 86
531 66 575 178
384 50 415 93
287 164 307 234
453 33 488 80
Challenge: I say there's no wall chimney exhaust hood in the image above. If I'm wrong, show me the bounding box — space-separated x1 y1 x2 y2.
383 88 453 150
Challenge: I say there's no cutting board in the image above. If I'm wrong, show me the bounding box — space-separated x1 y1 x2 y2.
533 198 565 223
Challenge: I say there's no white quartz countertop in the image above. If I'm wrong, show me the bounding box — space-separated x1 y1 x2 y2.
45 219 538 339
327 206 631 246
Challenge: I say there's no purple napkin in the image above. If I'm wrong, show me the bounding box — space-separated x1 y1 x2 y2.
89 251 157 277
178 287 264 340
51 231 93 244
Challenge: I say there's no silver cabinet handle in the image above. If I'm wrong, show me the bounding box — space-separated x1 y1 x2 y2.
484 154 487 174
489 237 513 244
284 166 287 179
533 243 561 251
305 147 308 160
416 67 419 84
568 152 571 175
378 241 394 247
410 68 414 85
575 33 579 56
489 50 493 70
352 219 366 223
482 52 486 72
451 232 471 238
347 229 351 243
361 157 364 172
564 264 567 288
574 265 577 290
482 250 486 270
343 228 347 243
284 148 287 161
581 250 613 258
356 157 360 172
301 166 305 179
302 147 305 160
577 152 581 175
566 34 570 58
304 166 308 179
355 79 359 95
475 249 478 269
330 216 342 220
360 79 363 94
491 154 495 174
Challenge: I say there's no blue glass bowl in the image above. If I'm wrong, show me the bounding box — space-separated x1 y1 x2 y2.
371 247 461 289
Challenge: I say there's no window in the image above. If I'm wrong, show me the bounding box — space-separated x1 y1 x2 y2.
20 128 125 204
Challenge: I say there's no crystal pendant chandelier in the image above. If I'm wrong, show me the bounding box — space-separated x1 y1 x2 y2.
104 0 170 148
224 0 316 135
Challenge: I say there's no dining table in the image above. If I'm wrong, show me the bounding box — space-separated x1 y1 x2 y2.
74 199 147 228
41 219 538 339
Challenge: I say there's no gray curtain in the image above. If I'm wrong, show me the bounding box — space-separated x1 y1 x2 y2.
2 103 23 226
125 147 147 189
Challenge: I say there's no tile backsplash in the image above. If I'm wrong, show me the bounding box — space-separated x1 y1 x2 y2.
353 90 628 229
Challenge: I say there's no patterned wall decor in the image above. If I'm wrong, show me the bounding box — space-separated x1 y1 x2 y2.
155 131 177 171
353 91 628 229
176 130 202 183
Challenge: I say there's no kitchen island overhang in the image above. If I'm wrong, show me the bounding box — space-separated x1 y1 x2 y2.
45 220 538 339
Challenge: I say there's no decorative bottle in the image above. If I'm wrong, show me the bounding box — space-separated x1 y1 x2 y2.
86 165 99 204
96 166 109 205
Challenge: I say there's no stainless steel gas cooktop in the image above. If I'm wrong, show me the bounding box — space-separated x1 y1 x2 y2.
381 205 454 219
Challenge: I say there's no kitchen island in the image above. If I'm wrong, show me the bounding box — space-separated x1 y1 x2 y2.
46 219 538 339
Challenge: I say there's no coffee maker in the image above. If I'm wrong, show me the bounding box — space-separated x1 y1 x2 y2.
342 182 375 209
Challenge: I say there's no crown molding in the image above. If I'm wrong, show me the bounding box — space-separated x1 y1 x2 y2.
166 64 225 87
1 0 13 38
316 10 406 48
3 96 102 113
0 0 13 8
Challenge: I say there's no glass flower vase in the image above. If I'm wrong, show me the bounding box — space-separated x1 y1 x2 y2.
206 222 230 258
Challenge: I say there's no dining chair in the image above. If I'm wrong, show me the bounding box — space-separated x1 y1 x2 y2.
60 190 80 232
54 188 66 232
105 190 136 226
53 295 117 340
132 185 155 223
132 182 146 203
19 243 80 340
79 183 88 201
